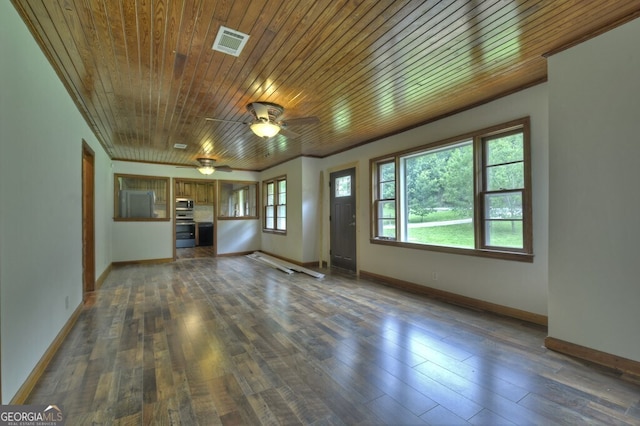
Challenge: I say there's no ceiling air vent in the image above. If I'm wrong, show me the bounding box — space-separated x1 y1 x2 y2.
212 26 250 57
173 143 187 149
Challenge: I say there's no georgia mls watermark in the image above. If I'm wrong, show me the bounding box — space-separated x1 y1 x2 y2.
0 405 64 426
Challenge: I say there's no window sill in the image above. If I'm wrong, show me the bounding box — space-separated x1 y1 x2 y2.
370 238 533 263
114 217 170 222
218 216 259 220
263 229 287 235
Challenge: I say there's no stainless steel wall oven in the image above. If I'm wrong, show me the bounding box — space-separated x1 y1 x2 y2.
175 198 195 248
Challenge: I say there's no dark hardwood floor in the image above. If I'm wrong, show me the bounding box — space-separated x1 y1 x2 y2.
176 246 215 259
27 256 640 425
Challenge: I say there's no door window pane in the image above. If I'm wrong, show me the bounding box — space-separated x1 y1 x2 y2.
335 176 352 197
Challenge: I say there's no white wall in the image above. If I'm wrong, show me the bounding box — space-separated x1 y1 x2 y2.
319 84 550 316
94 159 113 277
216 220 260 254
254 156 323 264
0 2 112 402
301 157 323 263
548 18 640 362
260 158 305 261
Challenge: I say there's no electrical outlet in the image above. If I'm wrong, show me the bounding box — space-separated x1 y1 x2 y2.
432 272 439 281
65 296 69 310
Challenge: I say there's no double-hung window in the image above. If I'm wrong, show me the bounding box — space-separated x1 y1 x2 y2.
263 176 287 233
374 160 396 239
371 118 532 261
481 129 528 251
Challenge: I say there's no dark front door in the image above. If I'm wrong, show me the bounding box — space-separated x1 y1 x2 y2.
330 168 356 272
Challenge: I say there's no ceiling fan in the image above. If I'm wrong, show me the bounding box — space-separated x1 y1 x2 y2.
177 157 233 175
205 101 319 139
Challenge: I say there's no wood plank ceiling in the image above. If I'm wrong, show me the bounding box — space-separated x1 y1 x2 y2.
11 1 640 171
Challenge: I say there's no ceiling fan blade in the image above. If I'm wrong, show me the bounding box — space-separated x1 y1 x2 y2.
281 116 320 127
205 117 249 125
175 164 233 172
174 158 235 173
279 126 300 139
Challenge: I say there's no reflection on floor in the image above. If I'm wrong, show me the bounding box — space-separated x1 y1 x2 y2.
176 245 215 259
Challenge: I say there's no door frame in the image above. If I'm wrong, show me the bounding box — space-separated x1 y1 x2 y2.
82 141 95 298
327 162 359 273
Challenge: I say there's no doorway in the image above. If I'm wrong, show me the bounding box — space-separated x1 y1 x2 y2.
330 167 357 272
174 178 216 260
82 142 95 297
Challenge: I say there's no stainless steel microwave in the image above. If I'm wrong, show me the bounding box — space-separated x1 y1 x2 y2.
175 198 194 210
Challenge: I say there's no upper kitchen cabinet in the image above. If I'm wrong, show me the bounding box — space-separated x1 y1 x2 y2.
175 180 194 198
174 179 215 205
195 182 215 205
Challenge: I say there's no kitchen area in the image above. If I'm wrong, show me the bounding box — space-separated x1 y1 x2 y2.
174 179 215 258
172 177 260 259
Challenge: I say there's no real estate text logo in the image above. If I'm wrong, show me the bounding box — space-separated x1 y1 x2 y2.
0 405 64 426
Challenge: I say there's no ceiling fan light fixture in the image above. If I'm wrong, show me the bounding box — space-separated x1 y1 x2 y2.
196 158 216 175
250 120 280 138
197 166 215 175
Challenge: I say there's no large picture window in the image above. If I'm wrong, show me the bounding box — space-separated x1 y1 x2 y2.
263 176 286 233
371 118 532 261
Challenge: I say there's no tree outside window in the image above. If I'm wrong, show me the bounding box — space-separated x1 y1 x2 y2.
403 141 474 248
